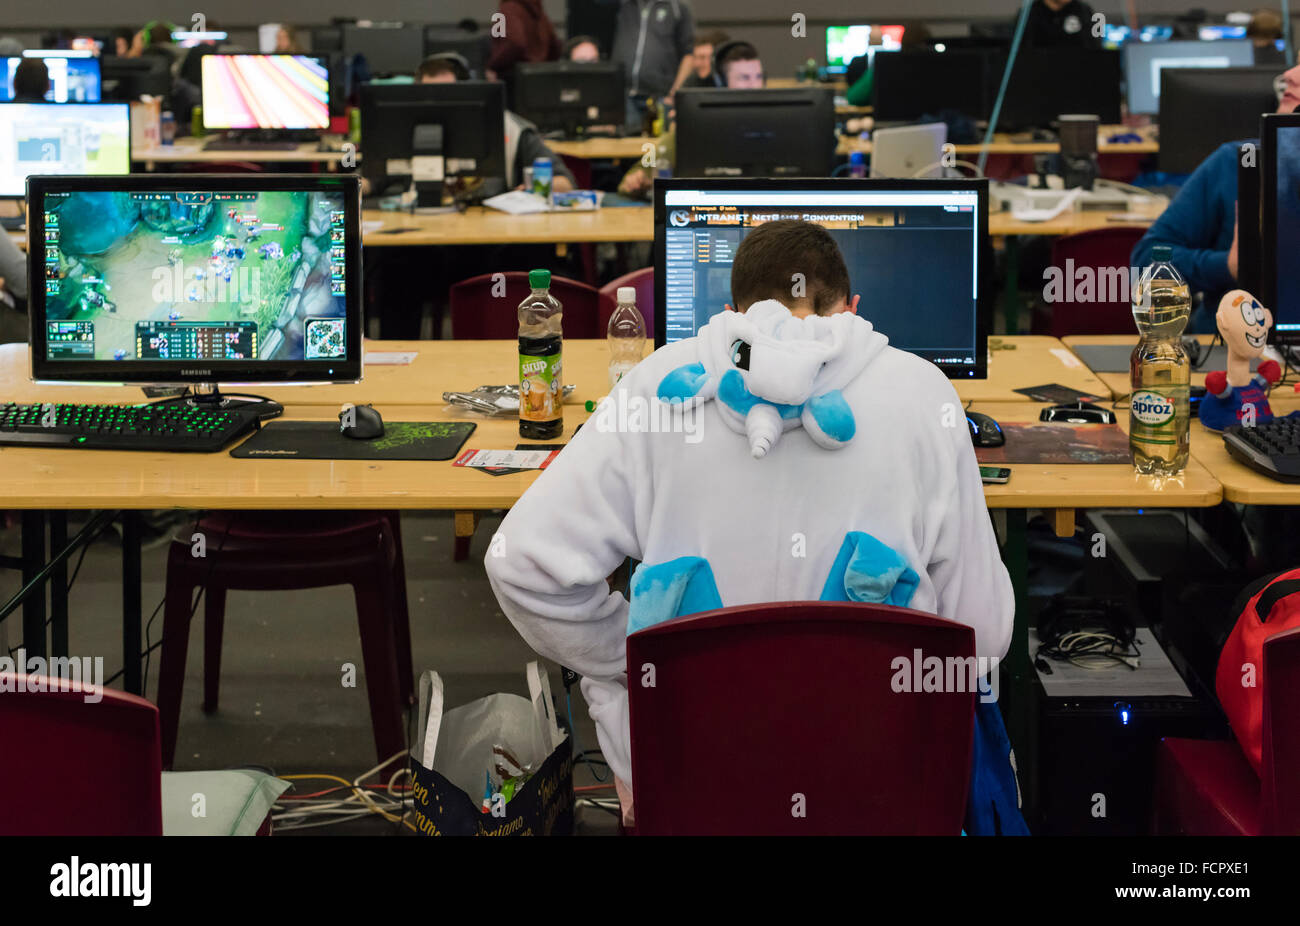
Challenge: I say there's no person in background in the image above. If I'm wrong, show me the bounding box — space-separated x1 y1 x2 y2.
487 0 562 87
111 28 134 57
275 24 303 54
611 0 695 131
844 22 930 107
670 28 729 94
1019 0 1101 49
11 58 50 102
565 35 602 62
1249 9 1286 66
415 55 574 192
618 40 763 196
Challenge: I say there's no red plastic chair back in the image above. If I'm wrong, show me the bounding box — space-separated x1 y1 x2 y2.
449 271 600 339
559 154 593 191
598 266 655 337
626 601 977 835
0 673 163 835
1262 626 1300 834
1043 226 1148 337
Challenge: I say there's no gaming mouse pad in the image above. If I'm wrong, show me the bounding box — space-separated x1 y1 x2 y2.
230 420 476 460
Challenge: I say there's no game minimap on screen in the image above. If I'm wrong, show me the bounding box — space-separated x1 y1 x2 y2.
40 188 349 364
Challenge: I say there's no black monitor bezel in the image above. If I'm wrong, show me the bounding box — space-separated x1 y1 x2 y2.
512 61 627 135
26 173 364 385
0 101 132 200
652 176 991 380
199 53 331 133
1 53 102 103
1262 113 1300 344
673 87 837 179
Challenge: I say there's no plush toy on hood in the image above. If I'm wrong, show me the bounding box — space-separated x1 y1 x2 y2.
655 300 868 458
1200 290 1283 432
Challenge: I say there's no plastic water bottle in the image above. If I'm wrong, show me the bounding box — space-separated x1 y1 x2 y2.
848 151 867 179
160 111 175 146
1129 245 1191 475
518 269 563 440
607 286 646 387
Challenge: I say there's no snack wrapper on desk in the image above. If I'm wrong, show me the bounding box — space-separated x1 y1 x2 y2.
408 662 573 836
443 384 575 417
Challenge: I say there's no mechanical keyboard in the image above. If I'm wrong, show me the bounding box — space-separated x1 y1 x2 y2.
1223 417 1300 482
0 401 281 452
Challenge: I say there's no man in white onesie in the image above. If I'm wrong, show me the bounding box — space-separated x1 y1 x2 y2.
486 219 1015 827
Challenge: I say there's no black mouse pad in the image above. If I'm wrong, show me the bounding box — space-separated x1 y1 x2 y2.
230 420 476 460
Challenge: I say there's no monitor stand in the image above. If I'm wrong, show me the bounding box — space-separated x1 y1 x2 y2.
144 383 284 420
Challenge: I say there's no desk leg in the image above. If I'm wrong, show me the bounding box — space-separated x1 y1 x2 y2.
50 512 68 658
21 511 46 659
999 507 1038 824
555 243 568 259
1003 235 1021 335
122 511 143 696
453 510 480 562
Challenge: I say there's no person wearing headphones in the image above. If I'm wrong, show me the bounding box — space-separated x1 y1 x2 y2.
565 35 602 63
669 29 729 94
618 40 763 197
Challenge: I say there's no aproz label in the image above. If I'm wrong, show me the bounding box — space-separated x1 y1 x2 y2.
1131 390 1175 426
519 351 562 422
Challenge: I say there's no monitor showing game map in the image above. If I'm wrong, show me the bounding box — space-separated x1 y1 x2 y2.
26 174 363 384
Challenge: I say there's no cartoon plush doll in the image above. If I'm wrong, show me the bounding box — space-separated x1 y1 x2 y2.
655 300 859 458
1200 290 1281 432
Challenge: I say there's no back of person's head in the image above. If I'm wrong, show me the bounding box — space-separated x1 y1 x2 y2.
457 18 479 34
730 220 851 316
12 58 50 101
416 54 467 83
900 21 932 51
845 54 869 85
144 21 174 47
694 28 728 53
564 34 601 62
716 40 762 89
1248 9 1284 43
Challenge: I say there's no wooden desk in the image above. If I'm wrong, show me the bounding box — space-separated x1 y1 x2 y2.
1188 396 1300 505
547 136 658 160
839 125 1158 158
1063 334 1214 399
362 205 652 248
133 137 353 170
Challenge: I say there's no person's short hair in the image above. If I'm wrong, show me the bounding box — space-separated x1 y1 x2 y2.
730 220 851 315
416 54 467 81
563 34 600 58
1248 9 1284 40
12 58 50 100
144 22 174 46
716 41 759 80
694 29 728 50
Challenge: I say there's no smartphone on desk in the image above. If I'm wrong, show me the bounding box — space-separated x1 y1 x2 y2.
980 466 1011 484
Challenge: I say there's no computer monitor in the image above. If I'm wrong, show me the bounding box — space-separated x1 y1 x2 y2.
1158 68 1279 173
0 103 131 198
201 55 330 131
1122 38 1255 115
1199 24 1248 41
309 26 344 54
1 55 101 103
100 56 171 101
342 24 425 79
1259 113 1300 343
871 51 990 123
674 88 836 178
654 178 990 379
171 30 228 49
513 61 625 137
825 25 905 73
26 174 363 384
423 29 490 79
996 48 1122 130
359 82 507 197
1138 26 1175 42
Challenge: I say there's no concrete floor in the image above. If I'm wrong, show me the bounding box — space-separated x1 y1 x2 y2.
0 510 618 835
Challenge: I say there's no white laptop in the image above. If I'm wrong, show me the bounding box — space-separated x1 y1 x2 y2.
870 122 947 179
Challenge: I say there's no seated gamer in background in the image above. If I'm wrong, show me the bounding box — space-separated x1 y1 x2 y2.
486 219 1020 832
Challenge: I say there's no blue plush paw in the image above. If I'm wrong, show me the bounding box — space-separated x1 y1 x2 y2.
657 363 710 403
803 390 856 445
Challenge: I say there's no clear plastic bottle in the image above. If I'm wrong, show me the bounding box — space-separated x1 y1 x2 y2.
518 269 563 439
1129 245 1191 475
607 286 646 387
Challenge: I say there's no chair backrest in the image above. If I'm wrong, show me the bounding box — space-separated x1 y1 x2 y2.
598 266 654 337
449 271 600 339
0 673 163 835
1045 226 1148 337
626 601 977 835
1262 626 1300 835
558 153 593 191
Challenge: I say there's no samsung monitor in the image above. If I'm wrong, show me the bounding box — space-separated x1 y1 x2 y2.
0 103 131 198
26 174 363 384
871 50 990 123
825 25 905 73
1158 68 1280 173
996 48 1122 130
513 61 625 137
342 24 425 79
654 178 990 379
359 81 507 195
674 88 836 178
201 55 330 131
1 54 101 102
1259 114 1300 343
1122 38 1255 114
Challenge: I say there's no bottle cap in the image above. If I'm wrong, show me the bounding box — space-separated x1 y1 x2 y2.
528 269 551 289
617 286 636 303
850 151 866 165
1152 245 1172 262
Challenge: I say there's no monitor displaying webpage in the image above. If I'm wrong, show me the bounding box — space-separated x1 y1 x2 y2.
0 103 130 196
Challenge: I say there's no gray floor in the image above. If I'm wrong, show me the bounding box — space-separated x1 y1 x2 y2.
0 510 619 835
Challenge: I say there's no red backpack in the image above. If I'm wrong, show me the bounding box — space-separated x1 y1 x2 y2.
1216 568 1300 774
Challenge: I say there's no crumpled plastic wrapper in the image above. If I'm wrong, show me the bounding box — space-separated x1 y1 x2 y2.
443 383 576 417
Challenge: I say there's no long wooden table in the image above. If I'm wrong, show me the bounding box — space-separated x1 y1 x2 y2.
132 137 353 170
839 126 1158 158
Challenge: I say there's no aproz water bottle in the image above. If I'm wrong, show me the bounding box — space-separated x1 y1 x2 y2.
518 269 563 440
1130 245 1191 475
607 286 646 387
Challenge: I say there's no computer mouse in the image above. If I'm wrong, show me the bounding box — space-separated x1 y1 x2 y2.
967 411 1005 448
1039 401 1114 424
340 403 384 440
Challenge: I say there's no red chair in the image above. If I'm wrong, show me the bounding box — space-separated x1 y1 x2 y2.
449 272 600 339
1153 626 1300 835
598 266 654 337
625 601 977 835
156 511 412 771
1035 226 1148 337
